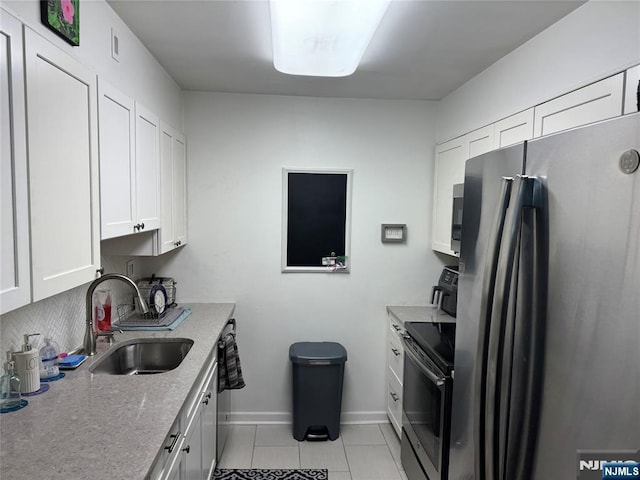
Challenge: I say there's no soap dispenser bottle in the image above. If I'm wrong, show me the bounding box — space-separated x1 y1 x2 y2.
39 337 60 379
0 353 22 410
14 333 40 393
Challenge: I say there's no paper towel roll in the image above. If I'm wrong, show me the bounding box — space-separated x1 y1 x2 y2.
14 349 40 393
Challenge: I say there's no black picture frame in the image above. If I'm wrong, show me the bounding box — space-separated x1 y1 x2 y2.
40 0 80 46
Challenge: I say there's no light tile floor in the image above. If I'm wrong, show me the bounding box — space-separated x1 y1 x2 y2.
217 423 408 480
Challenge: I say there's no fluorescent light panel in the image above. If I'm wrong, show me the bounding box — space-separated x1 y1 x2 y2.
270 0 390 77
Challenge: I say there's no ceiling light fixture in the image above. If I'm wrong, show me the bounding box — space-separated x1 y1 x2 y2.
269 0 391 78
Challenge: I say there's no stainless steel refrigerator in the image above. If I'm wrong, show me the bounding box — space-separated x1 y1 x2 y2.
449 112 640 480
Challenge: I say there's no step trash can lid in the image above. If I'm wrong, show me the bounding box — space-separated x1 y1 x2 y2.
289 342 347 365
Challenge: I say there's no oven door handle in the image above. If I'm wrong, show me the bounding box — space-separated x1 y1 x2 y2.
402 336 446 387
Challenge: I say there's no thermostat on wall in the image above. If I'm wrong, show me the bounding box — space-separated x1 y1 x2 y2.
381 224 406 243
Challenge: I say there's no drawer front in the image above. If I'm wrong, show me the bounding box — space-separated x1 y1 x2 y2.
387 373 403 438
388 333 404 384
389 316 404 338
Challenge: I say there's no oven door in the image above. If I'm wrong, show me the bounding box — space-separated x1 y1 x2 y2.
401 335 452 480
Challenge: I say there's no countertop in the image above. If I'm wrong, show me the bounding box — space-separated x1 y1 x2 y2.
386 305 456 324
0 303 235 480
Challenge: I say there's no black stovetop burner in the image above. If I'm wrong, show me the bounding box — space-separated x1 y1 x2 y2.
405 321 455 375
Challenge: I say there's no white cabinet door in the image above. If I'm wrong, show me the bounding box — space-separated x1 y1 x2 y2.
493 108 534 149
201 364 218 480
24 27 100 301
533 73 624 137
0 11 30 314
466 124 494 159
173 132 187 248
98 79 137 239
135 103 161 232
432 137 466 256
158 123 187 254
387 373 403 437
624 64 640 115
183 397 204 480
386 314 405 438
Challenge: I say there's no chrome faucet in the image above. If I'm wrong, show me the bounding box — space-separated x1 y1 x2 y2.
84 273 149 356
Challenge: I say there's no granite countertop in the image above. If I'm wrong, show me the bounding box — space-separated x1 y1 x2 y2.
386 305 456 324
0 303 235 480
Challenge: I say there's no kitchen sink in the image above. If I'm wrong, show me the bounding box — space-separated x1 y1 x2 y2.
89 338 194 375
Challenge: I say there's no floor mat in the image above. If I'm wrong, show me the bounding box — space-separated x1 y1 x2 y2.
212 469 328 480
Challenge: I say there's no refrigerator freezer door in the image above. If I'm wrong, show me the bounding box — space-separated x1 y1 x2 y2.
449 144 525 480
525 113 640 479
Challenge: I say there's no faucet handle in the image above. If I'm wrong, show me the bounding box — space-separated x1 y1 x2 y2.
96 330 122 345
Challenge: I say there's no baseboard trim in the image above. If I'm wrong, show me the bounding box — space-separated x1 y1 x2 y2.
229 411 388 425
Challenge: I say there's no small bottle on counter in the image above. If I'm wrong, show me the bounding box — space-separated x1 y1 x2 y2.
13 333 40 394
39 337 60 379
0 353 22 410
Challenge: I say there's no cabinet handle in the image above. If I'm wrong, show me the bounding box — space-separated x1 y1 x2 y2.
140 222 145 230
205 392 212 399
182 445 190 454
164 432 181 453
391 348 400 356
202 398 209 405
389 392 399 402
392 324 401 331
134 224 140 231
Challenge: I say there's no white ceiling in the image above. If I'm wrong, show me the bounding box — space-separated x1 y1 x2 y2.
107 0 585 101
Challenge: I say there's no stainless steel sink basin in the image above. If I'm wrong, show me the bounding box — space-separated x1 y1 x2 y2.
89 338 194 375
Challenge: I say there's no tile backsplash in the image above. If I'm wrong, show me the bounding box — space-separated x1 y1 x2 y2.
0 256 135 356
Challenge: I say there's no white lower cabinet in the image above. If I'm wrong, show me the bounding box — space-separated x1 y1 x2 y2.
386 314 405 437
150 360 217 480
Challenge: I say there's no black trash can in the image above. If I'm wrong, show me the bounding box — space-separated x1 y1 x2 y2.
289 341 347 441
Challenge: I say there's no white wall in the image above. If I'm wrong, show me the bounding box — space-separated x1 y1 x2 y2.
1 0 182 127
143 92 441 422
437 0 640 143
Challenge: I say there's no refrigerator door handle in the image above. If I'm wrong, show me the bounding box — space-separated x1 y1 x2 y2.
485 175 539 480
474 176 513 480
503 175 547 480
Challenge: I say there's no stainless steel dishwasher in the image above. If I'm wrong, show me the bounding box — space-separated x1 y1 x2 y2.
216 317 235 461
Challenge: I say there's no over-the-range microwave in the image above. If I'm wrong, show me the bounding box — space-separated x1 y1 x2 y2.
451 183 464 254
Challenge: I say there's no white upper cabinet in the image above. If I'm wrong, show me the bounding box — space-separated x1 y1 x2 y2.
24 27 100 301
432 125 495 256
624 64 640 115
533 73 624 137
98 79 137 239
135 103 161 232
1 11 30 314
493 108 534 149
466 124 495 159
158 122 187 254
432 136 466 256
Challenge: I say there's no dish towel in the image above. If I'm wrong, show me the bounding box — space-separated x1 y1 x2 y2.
218 332 246 392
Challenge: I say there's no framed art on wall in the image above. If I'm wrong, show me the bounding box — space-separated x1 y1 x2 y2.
41 0 79 46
